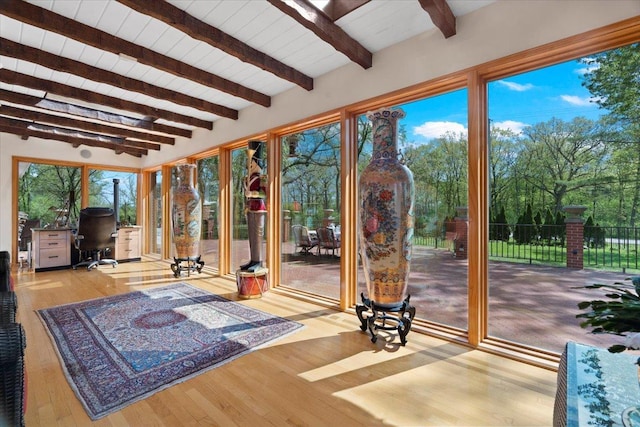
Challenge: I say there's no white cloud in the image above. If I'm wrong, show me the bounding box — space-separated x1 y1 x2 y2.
413 121 467 139
575 64 599 75
496 80 534 92
560 95 598 107
492 120 528 134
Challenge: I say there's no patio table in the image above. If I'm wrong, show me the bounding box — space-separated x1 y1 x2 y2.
554 341 640 426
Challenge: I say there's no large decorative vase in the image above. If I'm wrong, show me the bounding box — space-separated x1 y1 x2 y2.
359 107 415 308
172 164 202 259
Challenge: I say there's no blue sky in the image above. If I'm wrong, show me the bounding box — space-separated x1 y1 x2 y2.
399 58 606 145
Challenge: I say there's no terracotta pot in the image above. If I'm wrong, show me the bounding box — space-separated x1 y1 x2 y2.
359 107 415 307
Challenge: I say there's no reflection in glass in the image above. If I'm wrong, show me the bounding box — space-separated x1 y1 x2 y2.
280 123 341 299
197 156 219 271
231 145 269 272
150 170 162 255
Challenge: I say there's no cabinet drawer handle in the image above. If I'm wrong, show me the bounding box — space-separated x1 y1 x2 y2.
47 242 59 246
47 255 59 259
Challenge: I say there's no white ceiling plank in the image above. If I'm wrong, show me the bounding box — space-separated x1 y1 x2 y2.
1 0 497 155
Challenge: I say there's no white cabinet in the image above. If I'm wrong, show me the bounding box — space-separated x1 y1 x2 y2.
33 228 71 272
115 227 141 261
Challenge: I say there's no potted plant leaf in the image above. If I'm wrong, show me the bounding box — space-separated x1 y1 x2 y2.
576 276 640 353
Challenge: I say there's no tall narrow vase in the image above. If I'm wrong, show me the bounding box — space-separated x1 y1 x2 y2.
359 107 415 308
172 164 202 258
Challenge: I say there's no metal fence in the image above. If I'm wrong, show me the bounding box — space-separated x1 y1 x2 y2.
583 225 640 271
486 223 640 271
414 222 640 272
487 223 567 265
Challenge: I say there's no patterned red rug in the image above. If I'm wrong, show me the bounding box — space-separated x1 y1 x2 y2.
38 283 303 420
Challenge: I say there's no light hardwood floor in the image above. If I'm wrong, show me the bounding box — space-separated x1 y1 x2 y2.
13 259 558 426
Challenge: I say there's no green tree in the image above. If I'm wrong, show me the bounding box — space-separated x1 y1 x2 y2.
18 163 81 226
282 123 342 227
490 205 510 242
488 126 520 216
406 131 467 217
541 208 556 245
582 43 640 226
514 204 534 244
517 117 609 214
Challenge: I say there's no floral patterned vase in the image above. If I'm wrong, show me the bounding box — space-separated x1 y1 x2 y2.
359 107 415 308
172 164 202 258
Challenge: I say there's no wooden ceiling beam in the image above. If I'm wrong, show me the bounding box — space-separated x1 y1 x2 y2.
0 38 238 120
321 0 370 22
0 0 271 108
0 104 165 148
0 117 147 157
117 0 314 91
266 0 372 69
418 0 456 38
0 88 191 138
17 120 153 152
0 71 203 134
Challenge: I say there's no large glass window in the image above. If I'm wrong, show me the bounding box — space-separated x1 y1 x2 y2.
487 44 639 352
89 169 138 225
17 161 81 259
357 90 469 329
280 123 341 299
231 143 268 272
18 162 81 230
197 156 219 271
150 170 162 255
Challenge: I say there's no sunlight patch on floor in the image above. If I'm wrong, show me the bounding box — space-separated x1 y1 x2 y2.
298 344 418 382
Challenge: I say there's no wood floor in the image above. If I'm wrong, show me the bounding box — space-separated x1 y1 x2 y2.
13 259 558 426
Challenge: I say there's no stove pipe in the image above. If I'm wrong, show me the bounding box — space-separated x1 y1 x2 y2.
113 178 120 226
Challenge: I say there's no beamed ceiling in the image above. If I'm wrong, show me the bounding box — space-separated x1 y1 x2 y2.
0 0 494 157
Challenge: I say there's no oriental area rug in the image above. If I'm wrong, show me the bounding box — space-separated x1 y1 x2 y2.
37 282 303 420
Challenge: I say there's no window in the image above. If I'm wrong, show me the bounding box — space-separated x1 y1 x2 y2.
89 169 138 225
356 90 469 329
231 144 268 272
18 161 81 229
149 170 162 255
197 156 220 271
486 43 639 352
280 123 341 299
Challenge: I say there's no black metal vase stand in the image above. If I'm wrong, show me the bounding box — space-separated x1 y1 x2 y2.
356 293 416 345
170 256 204 278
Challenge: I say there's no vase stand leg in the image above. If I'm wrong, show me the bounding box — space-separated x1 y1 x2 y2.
171 256 205 278
356 294 415 346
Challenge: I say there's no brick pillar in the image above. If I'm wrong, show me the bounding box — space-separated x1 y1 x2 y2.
563 205 587 270
283 210 291 242
454 206 468 259
322 209 335 227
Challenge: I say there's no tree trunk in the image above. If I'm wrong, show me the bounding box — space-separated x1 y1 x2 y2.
629 149 640 227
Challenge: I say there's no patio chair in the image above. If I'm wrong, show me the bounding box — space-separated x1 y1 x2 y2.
292 225 318 255
317 226 341 257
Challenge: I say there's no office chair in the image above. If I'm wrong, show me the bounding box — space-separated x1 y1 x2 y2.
73 207 118 271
